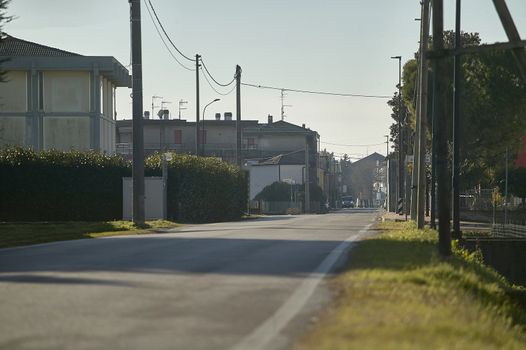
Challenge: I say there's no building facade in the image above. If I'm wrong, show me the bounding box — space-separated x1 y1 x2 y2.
0 35 130 153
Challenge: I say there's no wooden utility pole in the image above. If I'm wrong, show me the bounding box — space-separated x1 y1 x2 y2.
129 0 145 226
195 54 201 156
432 0 452 256
492 0 526 81
236 65 242 166
417 0 431 229
304 135 311 213
452 0 462 236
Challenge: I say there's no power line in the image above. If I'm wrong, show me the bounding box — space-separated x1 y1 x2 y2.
201 58 236 87
201 67 237 96
143 0 194 71
241 83 392 99
147 0 194 62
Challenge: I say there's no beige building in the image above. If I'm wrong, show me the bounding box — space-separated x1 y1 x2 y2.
0 35 130 153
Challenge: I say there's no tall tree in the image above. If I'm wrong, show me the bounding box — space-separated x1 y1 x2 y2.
0 0 12 82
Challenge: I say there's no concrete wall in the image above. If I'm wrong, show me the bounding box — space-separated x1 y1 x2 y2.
258 134 305 152
43 71 90 112
0 71 27 112
43 117 91 151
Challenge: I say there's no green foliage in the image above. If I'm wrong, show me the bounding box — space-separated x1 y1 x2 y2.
1 148 248 223
0 0 12 82
146 153 248 223
254 181 293 202
0 147 130 221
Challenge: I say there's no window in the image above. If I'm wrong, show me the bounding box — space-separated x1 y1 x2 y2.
174 130 182 144
244 137 256 150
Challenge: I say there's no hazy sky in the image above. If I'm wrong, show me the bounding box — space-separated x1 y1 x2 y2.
5 0 526 159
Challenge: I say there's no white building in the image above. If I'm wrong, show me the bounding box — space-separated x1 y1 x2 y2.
0 35 130 153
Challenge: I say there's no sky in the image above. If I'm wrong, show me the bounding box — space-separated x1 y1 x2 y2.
5 0 526 160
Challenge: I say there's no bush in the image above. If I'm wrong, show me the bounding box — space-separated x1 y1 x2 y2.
0 148 248 223
146 154 248 223
0 147 130 221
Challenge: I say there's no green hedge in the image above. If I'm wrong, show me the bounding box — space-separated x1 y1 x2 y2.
146 154 248 223
0 148 248 223
0 148 130 221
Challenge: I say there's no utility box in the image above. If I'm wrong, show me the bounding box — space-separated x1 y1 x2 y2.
122 177 164 220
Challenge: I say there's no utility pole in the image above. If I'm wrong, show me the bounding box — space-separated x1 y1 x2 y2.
304 135 311 213
129 0 145 227
411 50 421 222
385 134 390 212
432 0 452 256
430 73 437 230
417 0 431 229
391 56 403 216
452 0 462 237
236 65 242 167
505 146 509 225
195 54 201 156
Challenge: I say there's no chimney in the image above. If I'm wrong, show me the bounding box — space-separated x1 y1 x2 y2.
143 111 150 119
268 114 273 124
224 112 233 121
302 123 306 128
215 113 221 120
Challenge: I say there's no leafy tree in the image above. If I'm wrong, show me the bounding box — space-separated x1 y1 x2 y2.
390 31 526 189
255 182 293 202
0 0 12 82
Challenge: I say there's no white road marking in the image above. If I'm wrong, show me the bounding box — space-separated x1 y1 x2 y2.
231 222 373 350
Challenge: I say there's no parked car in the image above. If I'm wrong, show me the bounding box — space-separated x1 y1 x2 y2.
342 196 355 208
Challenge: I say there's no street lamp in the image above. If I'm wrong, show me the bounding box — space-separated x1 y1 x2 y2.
201 98 220 156
391 55 404 219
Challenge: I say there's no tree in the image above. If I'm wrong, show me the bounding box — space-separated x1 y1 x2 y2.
391 30 526 189
0 0 11 82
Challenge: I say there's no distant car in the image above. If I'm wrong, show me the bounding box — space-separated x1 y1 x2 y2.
342 196 355 208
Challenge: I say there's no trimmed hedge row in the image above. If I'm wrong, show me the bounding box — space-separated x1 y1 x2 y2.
146 154 248 223
0 148 248 223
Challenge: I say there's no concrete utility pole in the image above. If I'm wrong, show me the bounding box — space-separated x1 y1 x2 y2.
236 65 242 167
432 0 452 256
452 0 462 237
304 135 311 213
129 0 145 226
417 0 431 229
195 54 201 156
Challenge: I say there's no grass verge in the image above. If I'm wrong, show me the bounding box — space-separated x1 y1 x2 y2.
295 221 526 350
0 220 181 249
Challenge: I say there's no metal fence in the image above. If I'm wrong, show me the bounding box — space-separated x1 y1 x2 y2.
491 224 526 238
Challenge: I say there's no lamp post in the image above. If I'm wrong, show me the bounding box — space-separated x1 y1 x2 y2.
201 98 220 156
391 55 403 218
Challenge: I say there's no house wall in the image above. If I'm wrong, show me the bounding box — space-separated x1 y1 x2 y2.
249 165 279 200
0 71 29 147
257 134 305 152
0 69 118 153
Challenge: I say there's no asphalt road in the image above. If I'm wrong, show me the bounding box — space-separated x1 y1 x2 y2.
0 209 378 350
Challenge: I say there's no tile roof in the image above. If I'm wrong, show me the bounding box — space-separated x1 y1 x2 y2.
0 34 82 57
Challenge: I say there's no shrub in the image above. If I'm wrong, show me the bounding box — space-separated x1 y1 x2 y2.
0 147 130 221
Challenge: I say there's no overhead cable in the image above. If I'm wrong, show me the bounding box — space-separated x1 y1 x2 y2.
241 83 391 99
147 0 194 62
201 59 236 87
201 68 237 96
143 0 194 71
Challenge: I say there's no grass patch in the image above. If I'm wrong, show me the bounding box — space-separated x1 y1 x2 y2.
296 221 526 350
0 220 181 249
